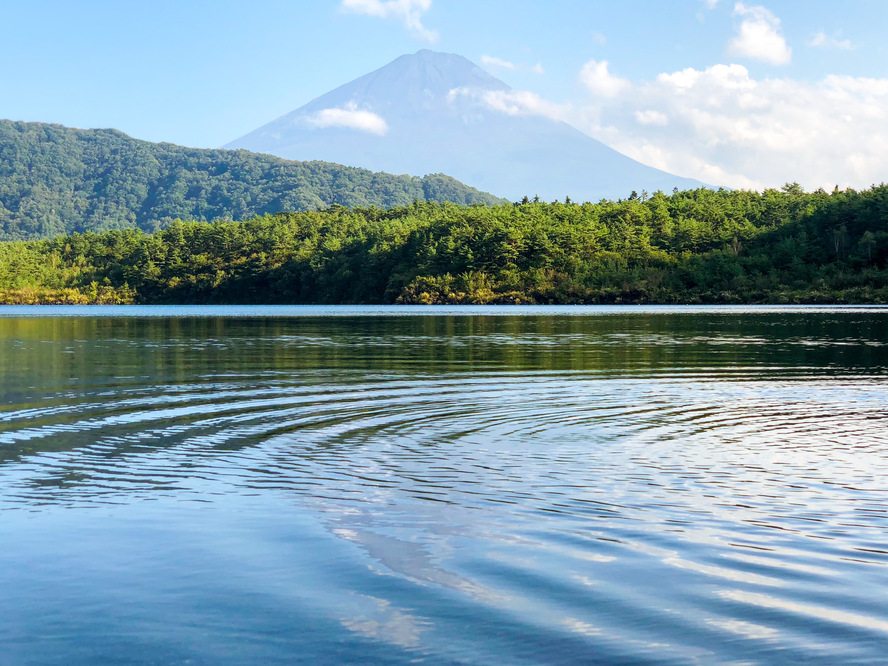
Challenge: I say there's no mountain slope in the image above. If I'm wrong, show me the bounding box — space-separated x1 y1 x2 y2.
226 50 707 202
0 119 504 240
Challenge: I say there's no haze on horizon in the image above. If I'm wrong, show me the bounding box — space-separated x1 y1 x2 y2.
2 0 887 193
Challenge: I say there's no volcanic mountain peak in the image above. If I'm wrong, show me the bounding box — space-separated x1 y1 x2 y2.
331 49 507 102
226 50 706 201
263 50 507 128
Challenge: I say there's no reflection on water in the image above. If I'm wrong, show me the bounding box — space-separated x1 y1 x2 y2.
1 307 887 665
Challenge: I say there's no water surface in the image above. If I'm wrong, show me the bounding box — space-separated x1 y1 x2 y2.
1 306 887 665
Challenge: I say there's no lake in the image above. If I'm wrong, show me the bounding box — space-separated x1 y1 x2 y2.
1 305 887 665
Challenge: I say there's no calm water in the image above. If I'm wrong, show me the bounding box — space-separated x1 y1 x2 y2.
1 306 887 665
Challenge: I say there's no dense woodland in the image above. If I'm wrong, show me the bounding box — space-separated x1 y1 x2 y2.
2 184 887 305
0 120 502 240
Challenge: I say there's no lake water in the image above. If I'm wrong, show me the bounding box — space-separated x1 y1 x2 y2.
1 305 887 665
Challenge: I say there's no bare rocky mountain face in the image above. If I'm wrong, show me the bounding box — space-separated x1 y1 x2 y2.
226 50 707 202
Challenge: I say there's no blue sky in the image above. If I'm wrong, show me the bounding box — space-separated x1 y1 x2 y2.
3 1 888 189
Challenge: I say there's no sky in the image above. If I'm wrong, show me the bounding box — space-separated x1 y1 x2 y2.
3 0 888 191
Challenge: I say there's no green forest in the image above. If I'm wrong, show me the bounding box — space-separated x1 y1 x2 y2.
2 183 887 305
0 120 502 240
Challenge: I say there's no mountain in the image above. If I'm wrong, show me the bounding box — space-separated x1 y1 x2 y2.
225 50 707 202
0 119 503 241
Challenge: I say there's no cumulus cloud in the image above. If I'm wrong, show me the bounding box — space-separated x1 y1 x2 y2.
809 31 854 50
481 90 570 120
578 60 630 98
727 3 791 65
305 102 389 135
480 55 515 71
479 56 546 76
570 62 888 190
634 110 669 126
448 87 570 122
657 63 756 92
341 0 437 42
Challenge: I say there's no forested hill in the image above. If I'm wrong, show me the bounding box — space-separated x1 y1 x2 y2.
0 119 504 240
2 185 888 305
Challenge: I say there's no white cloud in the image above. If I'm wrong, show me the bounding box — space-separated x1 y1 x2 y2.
634 110 669 126
809 31 854 50
480 55 515 71
657 63 756 92
702 0 721 8
305 102 389 135
482 90 570 120
727 3 791 65
448 88 570 122
578 60 630 98
478 56 546 76
821 74 888 96
341 0 437 42
570 62 888 190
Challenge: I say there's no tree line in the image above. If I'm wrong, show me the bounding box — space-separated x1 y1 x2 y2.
1 183 887 305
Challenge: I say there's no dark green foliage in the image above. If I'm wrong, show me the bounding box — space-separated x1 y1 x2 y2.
0 120 504 240
2 183 888 305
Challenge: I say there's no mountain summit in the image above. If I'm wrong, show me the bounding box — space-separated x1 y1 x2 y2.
226 50 705 201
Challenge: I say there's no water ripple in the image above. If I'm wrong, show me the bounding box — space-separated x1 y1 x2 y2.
2 311 888 665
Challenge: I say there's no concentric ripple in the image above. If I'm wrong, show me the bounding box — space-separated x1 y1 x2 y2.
1 307 887 666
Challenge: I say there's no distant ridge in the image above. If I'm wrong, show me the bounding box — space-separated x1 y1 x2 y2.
0 119 504 240
226 50 707 202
